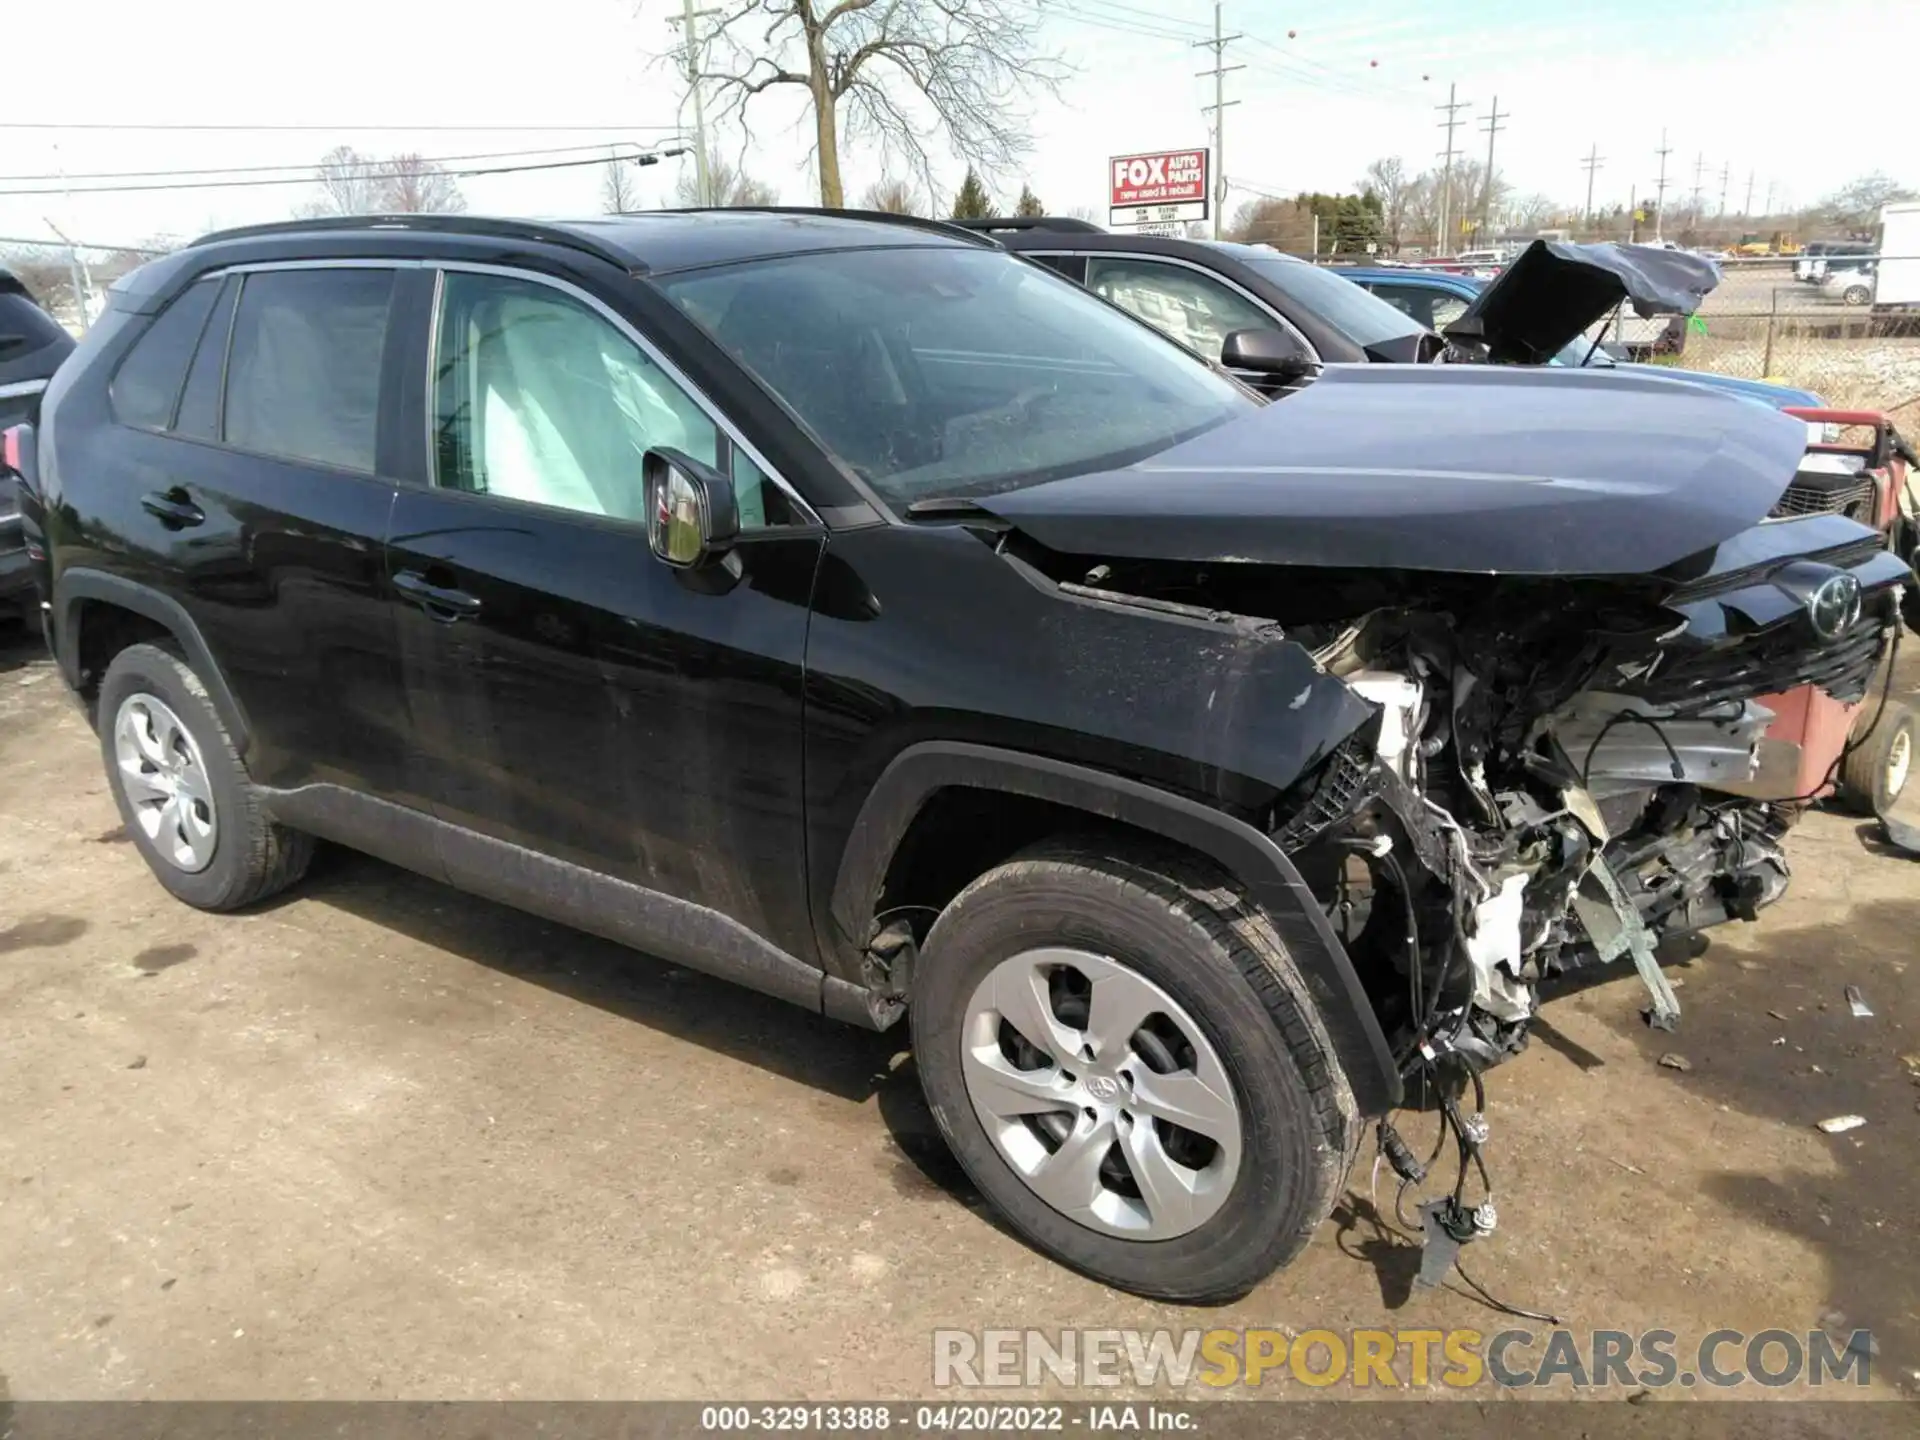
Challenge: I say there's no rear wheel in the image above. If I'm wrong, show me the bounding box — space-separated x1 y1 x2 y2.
1842 284 1872 306
1837 701 1914 816
910 838 1354 1302
98 643 313 910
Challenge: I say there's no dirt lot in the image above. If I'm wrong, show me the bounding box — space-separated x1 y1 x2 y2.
2 623 1919 1403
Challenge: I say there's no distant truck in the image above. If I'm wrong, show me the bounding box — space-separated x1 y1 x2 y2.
1873 202 1920 320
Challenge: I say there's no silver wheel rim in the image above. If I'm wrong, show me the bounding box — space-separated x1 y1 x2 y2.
959 947 1243 1240
113 693 218 873
1887 727 1912 802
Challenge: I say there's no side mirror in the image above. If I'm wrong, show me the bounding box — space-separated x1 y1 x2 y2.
1221 327 1316 383
643 447 739 569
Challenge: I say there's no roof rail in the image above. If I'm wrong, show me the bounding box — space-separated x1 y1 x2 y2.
187 214 642 270
657 206 1002 248
948 216 1105 234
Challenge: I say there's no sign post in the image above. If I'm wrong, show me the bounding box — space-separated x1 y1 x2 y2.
1109 149 1210 235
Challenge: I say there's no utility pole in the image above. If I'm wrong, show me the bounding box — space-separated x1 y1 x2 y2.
667 0 718 205
1435 83 1471 251
1691 151 1706 221
1744 170 1755 217
1477 96 1508 240
1194 3 1243 241
1717 162 1730 217
1580 143 1605 225
1652 128 1672 240
1765 179 1777 215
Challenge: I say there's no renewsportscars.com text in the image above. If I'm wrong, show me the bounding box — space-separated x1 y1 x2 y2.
932 1326 1876 1391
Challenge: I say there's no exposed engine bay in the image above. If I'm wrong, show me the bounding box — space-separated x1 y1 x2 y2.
1040 533 1905 1079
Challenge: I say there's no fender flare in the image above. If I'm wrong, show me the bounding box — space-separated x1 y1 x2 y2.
827 740 1401 1115
52 568 251 757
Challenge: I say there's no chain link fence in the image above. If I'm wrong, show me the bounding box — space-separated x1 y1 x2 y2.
1667 256 1920 428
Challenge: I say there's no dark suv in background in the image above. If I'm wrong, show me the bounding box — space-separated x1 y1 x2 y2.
954 216 1439 388
0 265 74 620
13 210 1905 1303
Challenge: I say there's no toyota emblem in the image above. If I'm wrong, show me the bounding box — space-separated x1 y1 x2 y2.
1807 573 1863 640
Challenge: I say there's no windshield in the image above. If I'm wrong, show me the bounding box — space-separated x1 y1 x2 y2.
1233 253 1428 349
655 246 1255 508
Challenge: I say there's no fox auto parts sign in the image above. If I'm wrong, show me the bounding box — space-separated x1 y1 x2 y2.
1109 149 1209 226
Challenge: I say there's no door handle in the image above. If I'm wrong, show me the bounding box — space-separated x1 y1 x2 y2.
140 488 205 528
393 568 482 621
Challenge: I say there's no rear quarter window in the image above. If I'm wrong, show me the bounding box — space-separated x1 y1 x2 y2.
223 268 393 473
109 278 223 431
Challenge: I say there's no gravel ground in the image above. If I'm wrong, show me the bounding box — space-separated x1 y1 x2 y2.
2 626 1919 1404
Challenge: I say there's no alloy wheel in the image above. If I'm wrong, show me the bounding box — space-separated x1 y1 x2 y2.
958 947 1243 1239
1887 726 1912 805
113 693 218 872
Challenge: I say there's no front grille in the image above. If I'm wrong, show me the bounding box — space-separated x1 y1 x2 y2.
1771 475 1876 522
1667 535 1886 602
1628 612 1889 710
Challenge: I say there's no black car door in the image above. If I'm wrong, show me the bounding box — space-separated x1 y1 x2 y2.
102 263 412 798
385 264 825 963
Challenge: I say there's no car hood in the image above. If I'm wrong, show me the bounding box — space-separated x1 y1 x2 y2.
1445 239 1721 363
1613 363 1822 412
970 363 1810 576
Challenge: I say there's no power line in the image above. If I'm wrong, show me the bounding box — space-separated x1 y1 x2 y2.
1194 3 1243 241
0 148 686 199
0 232 165 255
0 121 687 132
0 141 654 187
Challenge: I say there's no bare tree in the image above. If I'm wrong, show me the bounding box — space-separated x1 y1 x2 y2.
674 148 778 206
298 148 465 216
693 1 1063 206
859 176 924 214
308 146 384 215
1820 173 1918 232
377 154 466 214
1504 193 1557 234
602 156 642 214
1357 157 1410 250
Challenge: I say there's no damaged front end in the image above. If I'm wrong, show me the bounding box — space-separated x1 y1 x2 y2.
1008 518 1906 1085
1241 527 1904 1077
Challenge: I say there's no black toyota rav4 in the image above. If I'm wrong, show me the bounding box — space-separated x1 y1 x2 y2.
15 210 1909 1303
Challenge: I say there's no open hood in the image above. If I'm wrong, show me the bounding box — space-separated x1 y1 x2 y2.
1443 239 1720 364
969 363 1813 577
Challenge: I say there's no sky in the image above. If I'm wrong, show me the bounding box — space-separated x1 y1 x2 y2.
1 0 1913 255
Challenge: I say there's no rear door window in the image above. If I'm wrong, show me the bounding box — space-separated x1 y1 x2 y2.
1084 256 1275 360
109 278 223 431
223 268 394 472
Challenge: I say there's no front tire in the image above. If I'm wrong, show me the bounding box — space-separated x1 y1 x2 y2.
1837 701 1914 816
910 838 1355 1302
98 642 313 911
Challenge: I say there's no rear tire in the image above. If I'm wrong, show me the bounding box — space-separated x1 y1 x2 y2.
1842 284 1871 307
97 643 313 911
910 838 1355 1302
1836 702 1914 816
